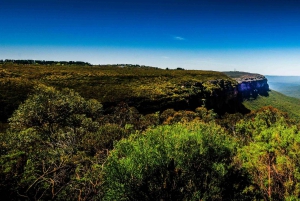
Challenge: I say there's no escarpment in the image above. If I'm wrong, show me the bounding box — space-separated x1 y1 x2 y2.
0 64 269 121
224 71 269 99
132 71 269 114
127 72 270 115
129 79 241 114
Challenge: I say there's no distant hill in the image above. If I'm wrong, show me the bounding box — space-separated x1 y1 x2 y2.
266 76 300 99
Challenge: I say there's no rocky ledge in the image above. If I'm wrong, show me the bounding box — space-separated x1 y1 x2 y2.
224 71 269 99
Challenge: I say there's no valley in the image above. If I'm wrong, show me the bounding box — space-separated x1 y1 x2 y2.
266 75 300 99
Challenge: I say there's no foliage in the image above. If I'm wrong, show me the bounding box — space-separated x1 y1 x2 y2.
236 107 300 200
0 122 8 133
0 77 34 122
101 102 141 128
216 113 243 134
0 86 105 200
243 90 300 121
82 123 130 153
9 85 102 136
138 112 160 129
195 106 218 122
160 107 217 125
2 63 300 200
0 63 235 122
103 121 244 201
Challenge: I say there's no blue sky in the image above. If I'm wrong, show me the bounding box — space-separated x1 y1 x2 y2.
1 0 300 75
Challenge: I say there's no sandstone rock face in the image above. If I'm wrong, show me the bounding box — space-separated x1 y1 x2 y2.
228 73 269 98
187 72 270 114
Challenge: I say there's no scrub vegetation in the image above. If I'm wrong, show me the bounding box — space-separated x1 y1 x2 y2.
243 90 300 120
1 63 300 200
0 63 234 123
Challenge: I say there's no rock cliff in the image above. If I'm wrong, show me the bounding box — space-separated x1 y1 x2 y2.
224 71 269 99
131 78 246 115
113 72 268 115
141 71 270 114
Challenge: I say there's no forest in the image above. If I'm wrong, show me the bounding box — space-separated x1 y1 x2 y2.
1 62 300 200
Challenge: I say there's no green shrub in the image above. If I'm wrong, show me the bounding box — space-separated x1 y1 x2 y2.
103 121 240 200
1 86 104 200
82 123 130 154
236 107 300 200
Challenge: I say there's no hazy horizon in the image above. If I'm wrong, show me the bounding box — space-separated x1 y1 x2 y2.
2 0 300 76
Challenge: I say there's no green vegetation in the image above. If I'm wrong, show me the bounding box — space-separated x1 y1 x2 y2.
1 87 300 200
0 86 105 200
235 107 300 200
0 63 235 123
243 90 300 120
1 63 300 200
103 122 239 200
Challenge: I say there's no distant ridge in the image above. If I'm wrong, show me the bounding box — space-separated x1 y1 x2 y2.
266 75 300 99
223 71 262 79
0 59 92 66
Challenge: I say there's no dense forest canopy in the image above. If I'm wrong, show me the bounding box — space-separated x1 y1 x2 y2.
1 63 300 200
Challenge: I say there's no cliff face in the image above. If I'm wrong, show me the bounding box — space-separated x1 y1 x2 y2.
181 72 269 115
225 72 269 99
133 79 247 115
192 79 241 114
170 72 270 114
131 72 269 115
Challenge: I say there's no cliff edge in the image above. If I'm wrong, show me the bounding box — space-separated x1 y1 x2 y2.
224 71 269 99
0 64 267 121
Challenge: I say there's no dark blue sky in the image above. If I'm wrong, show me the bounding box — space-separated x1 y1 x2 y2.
1 0 300 74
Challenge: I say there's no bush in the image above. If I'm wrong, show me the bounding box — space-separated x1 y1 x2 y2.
103 121 240 200
236 107 300 200
0 86 104 200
